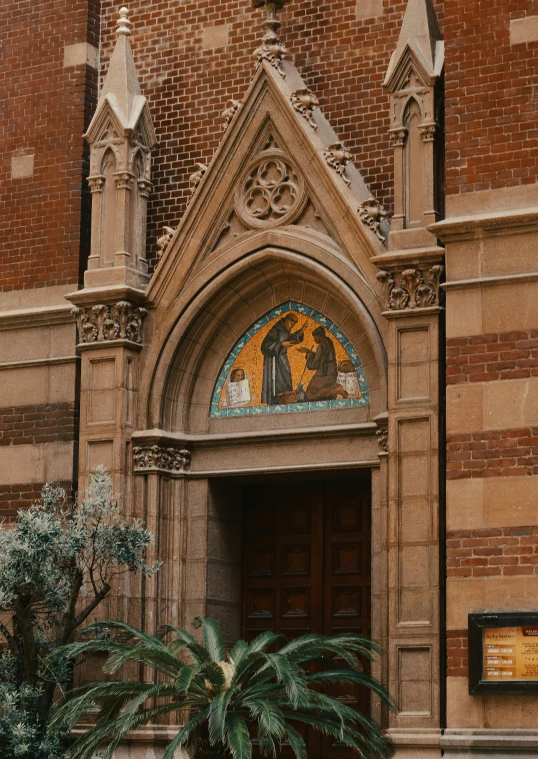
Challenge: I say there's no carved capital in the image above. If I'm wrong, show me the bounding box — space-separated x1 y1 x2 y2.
88 175 105 193
389 127 408 148
290 88 319 130
114 171 135 190
72 301 148 345
133 445 191 474
376 265 444 311
358 198 388 243
419 123 437 142
323 143 352 186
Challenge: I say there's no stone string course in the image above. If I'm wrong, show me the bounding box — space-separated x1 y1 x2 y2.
446 331 538 385
446 629 468 678
447 526 538 579
447 427 538 480
0 403 77 446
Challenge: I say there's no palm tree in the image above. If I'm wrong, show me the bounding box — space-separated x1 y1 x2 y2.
50 617 391 759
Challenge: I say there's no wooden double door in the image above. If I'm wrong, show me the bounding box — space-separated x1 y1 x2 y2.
242 478 371 759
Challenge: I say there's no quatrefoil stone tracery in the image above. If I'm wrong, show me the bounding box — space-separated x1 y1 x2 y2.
235 151 306 229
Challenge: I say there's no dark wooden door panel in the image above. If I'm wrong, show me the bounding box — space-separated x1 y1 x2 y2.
242 479 371 759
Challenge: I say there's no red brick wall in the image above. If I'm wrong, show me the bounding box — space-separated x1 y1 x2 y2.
447 629 468 677
443 0 538 196
447 428 538 480
98 0 444 269
0 481 73 519
447 332 538 385
0 0 99 292
447 527 538 579
0 403 77 447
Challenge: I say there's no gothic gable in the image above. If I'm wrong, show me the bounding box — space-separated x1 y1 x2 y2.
147 58 389 310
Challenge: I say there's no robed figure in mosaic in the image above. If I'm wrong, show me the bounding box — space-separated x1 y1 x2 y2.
261 313 306 404
298 326 348 401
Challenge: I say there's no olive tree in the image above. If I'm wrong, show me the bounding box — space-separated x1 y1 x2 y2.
0 466 157 758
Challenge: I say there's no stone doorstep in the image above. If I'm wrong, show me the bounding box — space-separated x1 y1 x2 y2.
441 729 538 754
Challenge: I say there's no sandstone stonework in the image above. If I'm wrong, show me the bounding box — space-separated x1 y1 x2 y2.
2 0 538 757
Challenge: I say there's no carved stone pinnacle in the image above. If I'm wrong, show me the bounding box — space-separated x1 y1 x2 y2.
252 0 291 77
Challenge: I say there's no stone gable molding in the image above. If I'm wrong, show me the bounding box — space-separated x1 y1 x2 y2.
72 301 147 347
133 444 191 475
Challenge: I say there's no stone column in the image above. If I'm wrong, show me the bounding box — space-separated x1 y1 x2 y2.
373 251 445 758
72 299 148 626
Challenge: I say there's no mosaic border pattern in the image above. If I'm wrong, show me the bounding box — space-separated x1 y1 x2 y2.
210 301 370 418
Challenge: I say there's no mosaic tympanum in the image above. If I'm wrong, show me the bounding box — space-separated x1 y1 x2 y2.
211 302 369 417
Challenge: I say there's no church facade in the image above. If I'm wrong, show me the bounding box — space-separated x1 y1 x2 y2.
2 0 538 756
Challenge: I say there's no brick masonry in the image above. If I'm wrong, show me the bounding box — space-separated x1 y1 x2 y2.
443 0 538 195
0 403 77 447
447 331 538 385
447 428 538 479
0 481 74 519
447 526 538 578
447 629 469 677
98 0 444 271
0 0 98 292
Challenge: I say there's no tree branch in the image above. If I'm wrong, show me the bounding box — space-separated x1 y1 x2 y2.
57 566 83 646
0 617 18 656
69 582 111 637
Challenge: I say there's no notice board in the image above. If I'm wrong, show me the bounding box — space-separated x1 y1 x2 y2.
469 613 538 694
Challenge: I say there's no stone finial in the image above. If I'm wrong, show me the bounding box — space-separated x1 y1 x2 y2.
252 0 292 77
117 6 132 37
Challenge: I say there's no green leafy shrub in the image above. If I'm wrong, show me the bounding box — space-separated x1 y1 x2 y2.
52 616 391 759
0 467 157 758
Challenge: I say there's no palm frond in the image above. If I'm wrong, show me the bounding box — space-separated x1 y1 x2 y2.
57 617 390 759
225 712 252 759
198 616 226 663
281 723 307 759
162 706 211 759
209 688 233 745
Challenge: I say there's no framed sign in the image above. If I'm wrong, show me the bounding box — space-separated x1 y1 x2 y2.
469 612 538 694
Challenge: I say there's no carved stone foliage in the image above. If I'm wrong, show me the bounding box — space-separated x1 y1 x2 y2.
235 150 307 229
389 127 408 148
290 88 319 130
419 122 436 142
252 0 289 77
358 198 388 243
376 428 388 453
376 265 444 311
323 143 352 186
222 99 242 132
72 302 148 345
157 226 175 259
189 163 208 196
133 445 191 474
